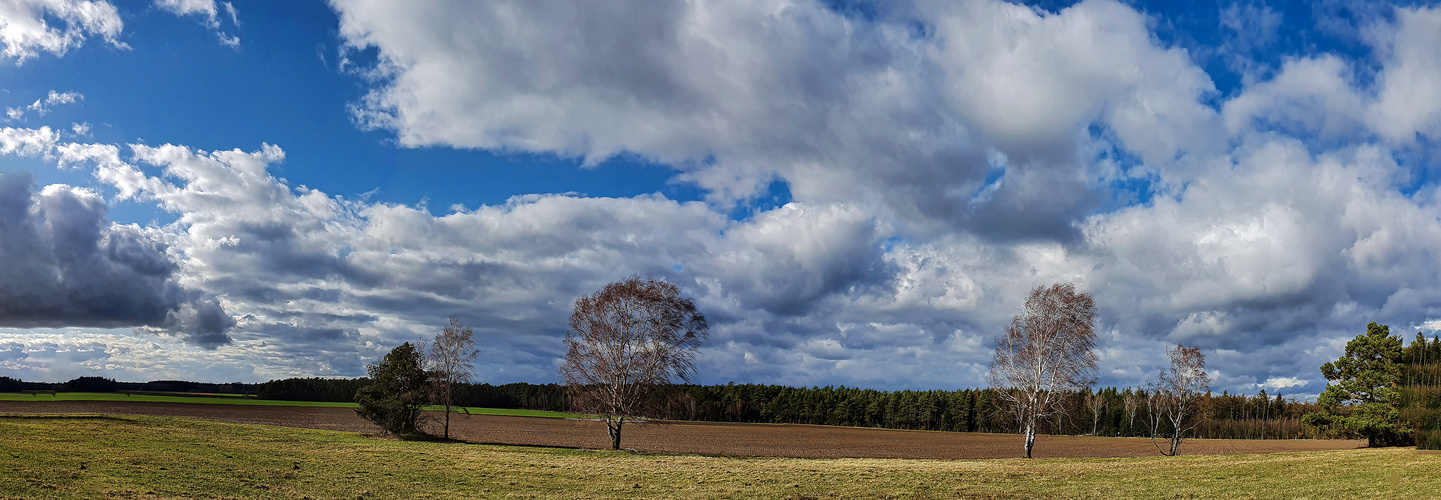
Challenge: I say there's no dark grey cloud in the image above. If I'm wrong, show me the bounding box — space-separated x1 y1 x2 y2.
0 172 234 346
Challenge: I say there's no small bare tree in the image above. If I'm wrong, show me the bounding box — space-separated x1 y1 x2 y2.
1086 391 1106 436
560 276 708 450
427 316 480 439
988 282 1099 458
1123 389 1140 435
1149 344 1210 456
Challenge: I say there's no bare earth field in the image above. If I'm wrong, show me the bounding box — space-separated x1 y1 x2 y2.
0 400 1363 459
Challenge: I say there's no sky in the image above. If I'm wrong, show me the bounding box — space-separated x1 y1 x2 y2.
1 0 1440 398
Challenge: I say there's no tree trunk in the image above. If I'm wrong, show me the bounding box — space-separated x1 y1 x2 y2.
1023 422 1036 459
608 420 623 450
1170 435 1180 456
443 406 451 439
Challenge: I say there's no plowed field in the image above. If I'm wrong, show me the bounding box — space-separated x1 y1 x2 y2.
0 400 1363 459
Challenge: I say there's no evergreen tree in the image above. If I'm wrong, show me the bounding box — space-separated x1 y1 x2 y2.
354 342 432 435
1304 322 1406 447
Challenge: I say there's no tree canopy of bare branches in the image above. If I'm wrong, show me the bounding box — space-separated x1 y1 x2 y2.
987 282 1098 458
1149 344 1210 456
559 276 708 450
427 316 480 439
1123 388 1140 435
1085 391 1106 436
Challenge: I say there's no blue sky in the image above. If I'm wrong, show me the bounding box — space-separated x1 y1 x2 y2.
2 0 1441 398
7 1 706 222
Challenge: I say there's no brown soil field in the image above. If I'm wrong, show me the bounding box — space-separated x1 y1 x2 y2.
0 400 1364 459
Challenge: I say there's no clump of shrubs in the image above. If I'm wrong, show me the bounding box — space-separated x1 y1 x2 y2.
1416 430 1441 450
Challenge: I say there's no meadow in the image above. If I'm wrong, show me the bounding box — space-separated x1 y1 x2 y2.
0 414 1435 499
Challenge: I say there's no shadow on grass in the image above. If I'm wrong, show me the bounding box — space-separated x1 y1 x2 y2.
364 429 644 455
0 413 139 423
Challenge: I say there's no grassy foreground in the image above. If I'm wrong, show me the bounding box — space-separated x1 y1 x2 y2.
0 415 1436 499
0 392 576 418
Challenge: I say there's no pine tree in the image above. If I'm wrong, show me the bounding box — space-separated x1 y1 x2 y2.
354 342 431 435
1303 322 1406 447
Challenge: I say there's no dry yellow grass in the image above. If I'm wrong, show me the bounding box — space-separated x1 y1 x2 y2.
0 414 1435 499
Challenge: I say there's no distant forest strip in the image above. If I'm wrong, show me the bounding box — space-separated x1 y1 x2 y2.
0 375 1326 439
0 376 258 395
5 334 1437 442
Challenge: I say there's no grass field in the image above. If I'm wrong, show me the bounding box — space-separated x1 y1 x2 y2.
0 414 1434 499
0 392 577 419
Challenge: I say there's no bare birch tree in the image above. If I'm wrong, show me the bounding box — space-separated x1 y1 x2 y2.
987 282 1098 458
1123 389 1140 435
559 276 708 450
427 316 480 439
1149 344 1210 456
1086 391 1106 436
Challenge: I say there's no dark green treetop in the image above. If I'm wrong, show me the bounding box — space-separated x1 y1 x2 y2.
354 342 431 435
1304 322 1405 447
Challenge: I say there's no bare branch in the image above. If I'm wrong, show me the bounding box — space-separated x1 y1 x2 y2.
426 316 480 439
559 276 708 450
987 282 1098 458
1149 344 1210 456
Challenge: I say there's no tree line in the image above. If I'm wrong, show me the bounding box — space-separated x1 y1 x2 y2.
0 372 1329 443
1401 333 1441 450
0 376 259 394
252 374 1318 439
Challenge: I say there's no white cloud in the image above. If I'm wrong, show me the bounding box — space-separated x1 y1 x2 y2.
1261 377 1308 390
329 0 1221 242
6 90 84 120
153 0 239 47
0 125 58 155
153 0 217 24
1368 6 1441 144
919 0 1221 167
1221 55 1367 140
0 0 125 63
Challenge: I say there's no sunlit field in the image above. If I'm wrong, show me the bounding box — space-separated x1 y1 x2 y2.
1 414 1434 499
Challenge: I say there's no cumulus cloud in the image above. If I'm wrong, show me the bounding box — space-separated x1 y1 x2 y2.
0 0 125 63
0 125 58 155
6 90 83 121
153 0 239 47
0 172 234 346
25 139 886 382
329 0 1223 242
1367 6 1441 145
1261 376 1308 390
1221 56 1367 140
